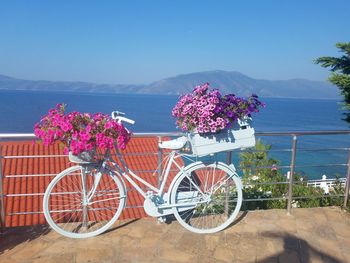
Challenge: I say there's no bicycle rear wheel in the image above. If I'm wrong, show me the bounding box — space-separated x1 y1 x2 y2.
171 162 242 234
43 165 126 238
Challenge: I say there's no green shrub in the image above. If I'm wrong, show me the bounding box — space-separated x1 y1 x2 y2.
239 140 346 210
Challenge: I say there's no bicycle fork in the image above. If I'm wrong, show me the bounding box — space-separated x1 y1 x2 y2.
80 166 103 228
80 168 90 228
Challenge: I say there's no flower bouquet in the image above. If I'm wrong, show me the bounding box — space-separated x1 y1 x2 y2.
34 104 131 163
172 83 264 155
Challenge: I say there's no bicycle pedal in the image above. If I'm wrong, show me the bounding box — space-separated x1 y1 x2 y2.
157 217 167 224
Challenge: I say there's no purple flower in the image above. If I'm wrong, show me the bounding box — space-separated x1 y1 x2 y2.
172 83 265 134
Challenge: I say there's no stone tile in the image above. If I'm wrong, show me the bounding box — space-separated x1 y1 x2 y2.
256 256 279 263
204 235 221 252
239 211 266 227
257 222 281 234
118 245 159 263
158 243 196 262
75 248 114 263
296 229 322 248
213 246 234 262
277 249 301 263
28 253 76 263
255 235 284 262
316 239 347 263
231 237 258 262
244 210 264 220
102 223 131 237
123 219 155 238
273 219 297 233
234 253 257 262
0 257 22 263
4 239 50 261
1 207 350 263
127 226 147 239
330 221 350 239
224 223 245 234
299 246 326 263
236 221 261 235
160 225 185 246
337 236 350 260
38 230 62 242
295 218 316 232
119 235 141 250
321 256 346 263
42 238 79 254
309 209 329 223
311 224 338 240
323 207 348 221
197 254 225 263
141 235 164 249
163 219 184 232
281 235 300 251
261 209 282 221
292 208 318 219
176 232 205 254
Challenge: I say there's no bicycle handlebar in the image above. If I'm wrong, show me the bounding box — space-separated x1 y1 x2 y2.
117 116 135 125
111 111 125 118
111 111 135 125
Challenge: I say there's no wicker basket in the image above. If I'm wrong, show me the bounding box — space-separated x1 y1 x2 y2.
68 151 96 163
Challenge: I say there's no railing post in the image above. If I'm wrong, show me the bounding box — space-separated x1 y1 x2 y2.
0 144 5 233
157 136 163 188
343 149 350 208
226 151 232 165
287 135 297 215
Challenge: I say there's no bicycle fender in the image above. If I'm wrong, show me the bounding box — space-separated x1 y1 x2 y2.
233 175 243 190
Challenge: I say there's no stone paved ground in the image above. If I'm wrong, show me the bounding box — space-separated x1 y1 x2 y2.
1 207 350 263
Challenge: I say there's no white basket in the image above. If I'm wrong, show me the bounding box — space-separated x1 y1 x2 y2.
68 151 96 163
188 125 256 156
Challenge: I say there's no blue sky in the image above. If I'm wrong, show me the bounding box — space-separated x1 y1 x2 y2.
0 0 349 84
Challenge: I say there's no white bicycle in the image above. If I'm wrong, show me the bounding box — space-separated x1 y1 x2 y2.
43 111 248 238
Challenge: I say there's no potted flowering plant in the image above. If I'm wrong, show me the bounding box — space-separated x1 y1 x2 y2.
34 104 131 162
172 83 264 155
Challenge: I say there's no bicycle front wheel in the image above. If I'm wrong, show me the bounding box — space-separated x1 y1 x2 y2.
171 162 242 234
43 165 126 238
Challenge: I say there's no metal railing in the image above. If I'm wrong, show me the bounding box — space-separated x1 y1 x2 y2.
0 130 349 229
252 130 350 212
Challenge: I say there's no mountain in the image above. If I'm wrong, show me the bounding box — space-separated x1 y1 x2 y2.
0 74 144 93
143 70 339 98
0 70 340 99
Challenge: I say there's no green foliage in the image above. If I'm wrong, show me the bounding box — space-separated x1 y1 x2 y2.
240 139 279 178
239 140 346 210
315 42 350 122
240 140 288 210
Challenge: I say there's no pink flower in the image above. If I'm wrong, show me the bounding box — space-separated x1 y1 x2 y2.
104 120 115 129
59 120 73 132
34 104 131 155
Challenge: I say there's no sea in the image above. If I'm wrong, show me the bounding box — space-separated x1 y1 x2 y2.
0 90 349 180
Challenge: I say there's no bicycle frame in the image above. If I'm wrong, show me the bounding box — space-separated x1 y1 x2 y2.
84 148 230 218
101 149 185 199
43 144 244 237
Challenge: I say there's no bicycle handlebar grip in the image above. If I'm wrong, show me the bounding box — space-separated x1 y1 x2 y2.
111 111 126 119
117 116 135 125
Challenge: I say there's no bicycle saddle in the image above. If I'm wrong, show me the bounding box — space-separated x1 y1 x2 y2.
158 136 188 150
